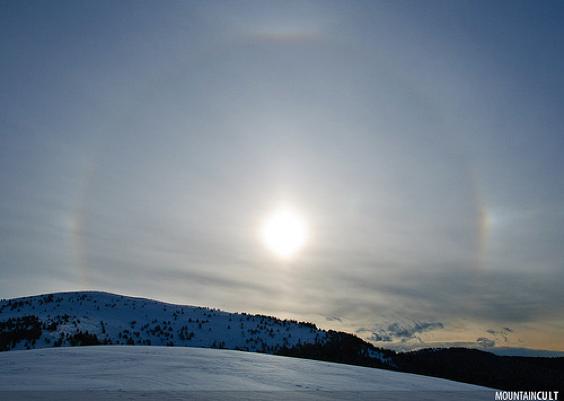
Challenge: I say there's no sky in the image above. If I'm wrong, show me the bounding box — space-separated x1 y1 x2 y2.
1 0 564 352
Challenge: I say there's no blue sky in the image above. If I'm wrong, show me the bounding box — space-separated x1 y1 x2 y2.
1 0 564 351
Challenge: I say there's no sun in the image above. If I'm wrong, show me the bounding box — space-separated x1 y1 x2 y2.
261 208 308 258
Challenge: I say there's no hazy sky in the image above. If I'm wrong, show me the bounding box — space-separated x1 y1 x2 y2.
1 0 564 351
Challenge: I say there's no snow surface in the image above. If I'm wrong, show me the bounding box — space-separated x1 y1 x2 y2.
0 346 494 400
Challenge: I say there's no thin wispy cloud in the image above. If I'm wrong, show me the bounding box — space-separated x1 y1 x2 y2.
369 321 445 344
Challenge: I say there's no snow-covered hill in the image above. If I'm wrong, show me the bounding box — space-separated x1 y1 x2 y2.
0 291 325 353
0 346 493 400
1 290 395 370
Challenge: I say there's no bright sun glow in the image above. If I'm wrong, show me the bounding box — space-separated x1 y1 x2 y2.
261 209 308 258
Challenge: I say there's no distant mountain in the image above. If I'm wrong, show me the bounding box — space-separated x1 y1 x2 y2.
1 291 563 391
394 347 564 392
485 347 564 358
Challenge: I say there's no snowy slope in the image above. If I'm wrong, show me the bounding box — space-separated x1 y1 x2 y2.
0 291 325 353
1 291 399 368
0 346 493 400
